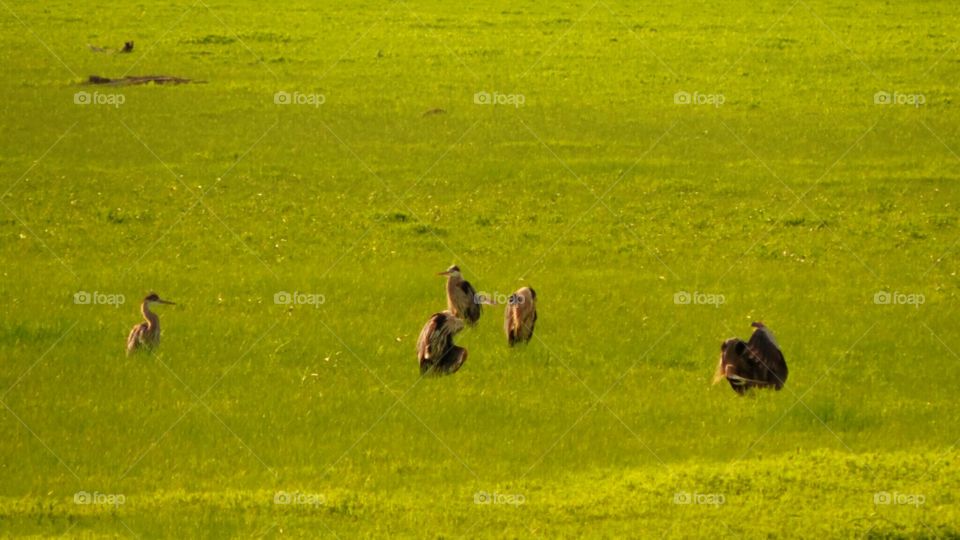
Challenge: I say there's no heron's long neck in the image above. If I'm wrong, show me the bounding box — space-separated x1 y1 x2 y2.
142 303 159 329
446 276 462 304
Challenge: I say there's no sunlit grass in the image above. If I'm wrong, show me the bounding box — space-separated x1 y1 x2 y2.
1 0 958 537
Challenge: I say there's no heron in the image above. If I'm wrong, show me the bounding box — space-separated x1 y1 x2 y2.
126 292 175 355
416 311 467 375
713 321 788 394
504 287 537 346
438 265 481 325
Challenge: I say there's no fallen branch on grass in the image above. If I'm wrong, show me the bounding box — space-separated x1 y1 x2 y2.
85 75 206 86
88 41 134 54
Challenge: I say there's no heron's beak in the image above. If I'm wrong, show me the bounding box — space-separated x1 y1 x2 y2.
438 271 450 276
157 299 176 305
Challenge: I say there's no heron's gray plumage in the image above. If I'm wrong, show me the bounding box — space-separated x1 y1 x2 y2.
504 287 537 346
417 311 467 375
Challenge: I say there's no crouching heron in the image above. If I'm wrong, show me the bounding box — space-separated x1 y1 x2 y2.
416 311 468 376
714 321 788 394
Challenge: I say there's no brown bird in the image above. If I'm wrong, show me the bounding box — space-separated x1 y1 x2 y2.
504 287 537 346
416 311 467 375
438 265 481 326
126 293 175 355
714 321 788 394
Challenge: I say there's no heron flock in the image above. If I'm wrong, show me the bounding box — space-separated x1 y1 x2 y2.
125 265 788 394
416 265 539 376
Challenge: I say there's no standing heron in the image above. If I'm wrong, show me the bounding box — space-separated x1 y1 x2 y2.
438 265 481 325
126 292 175 355
714 321 788 394
504 287 537 346
416 311 467 375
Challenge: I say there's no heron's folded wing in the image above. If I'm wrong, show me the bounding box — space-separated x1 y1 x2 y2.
126 323 146 353
747 328 786 377
416 317 436 360
429 313 463 357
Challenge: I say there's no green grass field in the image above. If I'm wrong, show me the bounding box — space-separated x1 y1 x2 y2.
1 0 959 537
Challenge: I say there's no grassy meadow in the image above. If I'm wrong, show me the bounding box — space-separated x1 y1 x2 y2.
1 0 959 537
